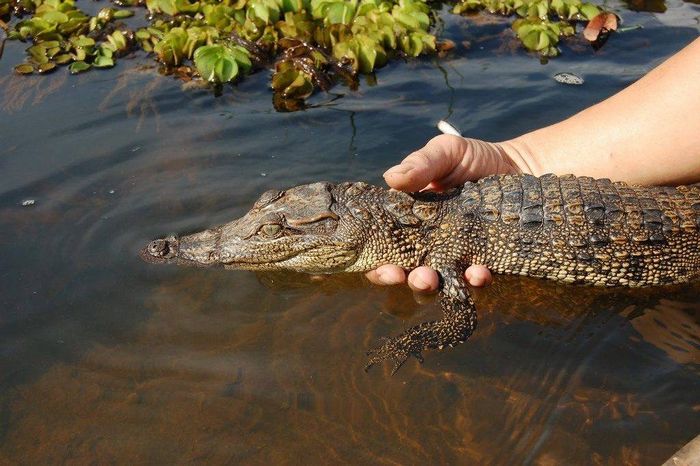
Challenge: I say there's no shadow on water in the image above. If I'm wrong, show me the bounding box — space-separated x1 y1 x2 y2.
0 1 699 463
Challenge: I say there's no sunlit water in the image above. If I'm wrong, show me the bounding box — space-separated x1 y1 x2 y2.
1 1 699 464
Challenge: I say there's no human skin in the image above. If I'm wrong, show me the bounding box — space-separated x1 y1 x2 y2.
366 36 700 292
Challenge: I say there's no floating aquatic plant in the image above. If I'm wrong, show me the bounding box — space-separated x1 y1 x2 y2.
453 0 617 57
1 0 619 109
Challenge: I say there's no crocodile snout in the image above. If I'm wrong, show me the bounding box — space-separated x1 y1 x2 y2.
142 235 179 263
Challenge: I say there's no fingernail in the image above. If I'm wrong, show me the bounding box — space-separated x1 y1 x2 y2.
384 165 413 177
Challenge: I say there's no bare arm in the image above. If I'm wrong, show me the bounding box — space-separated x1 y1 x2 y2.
506 36 700 186
367 36 700 290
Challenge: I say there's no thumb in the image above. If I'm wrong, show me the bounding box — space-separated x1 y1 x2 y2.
383 135 469 192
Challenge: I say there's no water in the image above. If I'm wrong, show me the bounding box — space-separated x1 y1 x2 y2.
1 1 699 464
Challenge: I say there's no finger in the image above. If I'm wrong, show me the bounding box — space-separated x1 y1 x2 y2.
383 134 468 192
432 139 519 188
407 266 440 292
365 265 406 285
464 264 493 287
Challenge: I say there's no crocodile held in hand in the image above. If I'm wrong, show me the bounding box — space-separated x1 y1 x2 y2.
142 174 700 373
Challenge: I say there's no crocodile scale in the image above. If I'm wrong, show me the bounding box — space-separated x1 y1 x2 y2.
143 174 700 373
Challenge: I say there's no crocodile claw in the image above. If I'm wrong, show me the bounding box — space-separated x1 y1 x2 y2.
364 335 424 375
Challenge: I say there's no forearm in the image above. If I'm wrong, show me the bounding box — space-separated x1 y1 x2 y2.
502 37 700 186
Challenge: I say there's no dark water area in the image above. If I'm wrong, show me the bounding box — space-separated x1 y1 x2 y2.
1 0 699 463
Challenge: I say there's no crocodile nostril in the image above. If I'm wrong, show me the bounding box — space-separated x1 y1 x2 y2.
148 239 169 257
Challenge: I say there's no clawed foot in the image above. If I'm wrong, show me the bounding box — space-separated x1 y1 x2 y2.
364 335 425 375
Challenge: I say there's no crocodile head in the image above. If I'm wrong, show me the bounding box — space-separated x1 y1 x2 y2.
144 182 409 273
142 181 436 273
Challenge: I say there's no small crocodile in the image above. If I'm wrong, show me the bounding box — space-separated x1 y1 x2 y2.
142 174 700 372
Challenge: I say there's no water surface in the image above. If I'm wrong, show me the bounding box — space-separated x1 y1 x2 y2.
1 2 699 464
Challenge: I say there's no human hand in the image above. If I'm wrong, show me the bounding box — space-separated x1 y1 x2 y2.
366 134 532 291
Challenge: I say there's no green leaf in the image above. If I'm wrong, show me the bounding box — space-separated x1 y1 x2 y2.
250 1 274 23
54 53 73 64
174 0 200 13
326 2 356 24
107 30 128 51
521 30 539 50
146 0 177 15
37 62 57 73
154 27 188 65
194 44 246 83
40 10 69 24
68 60 91 73
74 36 95 47
93 54 115 67
14 63 35 74
281 0 304 13
283 72 313 98
580 3 600 19
271 67 298 90
113 9 134 19
394 11 418 30
28 45 49 64
229 45 252 73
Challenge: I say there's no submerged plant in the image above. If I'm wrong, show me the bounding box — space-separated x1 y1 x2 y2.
1 0 619 109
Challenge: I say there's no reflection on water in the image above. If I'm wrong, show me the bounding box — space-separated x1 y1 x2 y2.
0 275 697 464
1 1 699 464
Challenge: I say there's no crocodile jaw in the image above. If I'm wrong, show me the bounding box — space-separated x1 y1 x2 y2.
142 229 359 272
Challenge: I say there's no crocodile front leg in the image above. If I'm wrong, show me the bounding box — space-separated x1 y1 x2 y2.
365 269 478 374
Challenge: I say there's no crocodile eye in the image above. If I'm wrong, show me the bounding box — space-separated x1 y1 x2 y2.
259 223 282 238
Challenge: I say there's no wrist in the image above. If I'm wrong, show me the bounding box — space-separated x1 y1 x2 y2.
496 135 547 177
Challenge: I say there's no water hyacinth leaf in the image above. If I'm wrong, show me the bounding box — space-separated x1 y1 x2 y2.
100 45 114 58
250 1 275 24
14 63 34 74
271 67 298 90
154 28 188 65
174 0 200 13
411 10 430 29
28 44 49 63
146 0 177 15
310 0 333 18
520 30 538 50
113 9 134 18
579 2 600 19
229 46 252 73
37 61 57 73
283 72 313 98
54 53 72 64
68 60 90 73
16 18 53 39
40 10 69 24
93 54 114 67
215 56 238 82
326 2 355 24
2 0 620 109
332 40 358 70
107 30 127 51
73 36 95 48
356 36 377 72
281 0 304 13
394 11 419 30
194 44 244 82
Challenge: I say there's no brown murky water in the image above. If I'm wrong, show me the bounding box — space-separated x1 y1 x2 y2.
1 1 699 464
